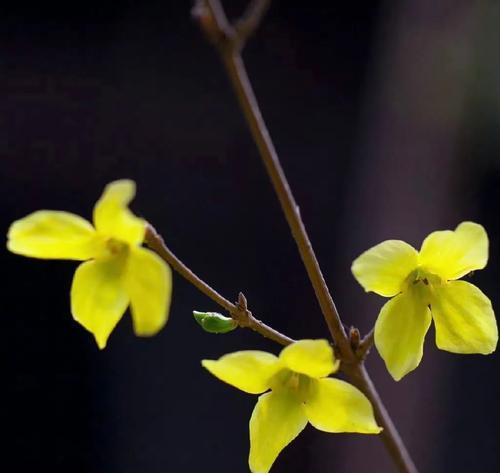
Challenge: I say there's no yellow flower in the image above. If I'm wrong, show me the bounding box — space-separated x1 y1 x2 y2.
202 339 381 473
352 221 498 381
7 180 172 349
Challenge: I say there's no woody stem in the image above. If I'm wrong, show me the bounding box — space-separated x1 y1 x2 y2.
191 1 418 472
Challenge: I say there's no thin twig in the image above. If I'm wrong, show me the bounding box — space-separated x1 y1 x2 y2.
234 0 272 47
192 2 419 473
145 224 294 347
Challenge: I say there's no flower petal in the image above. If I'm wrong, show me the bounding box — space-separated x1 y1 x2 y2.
279 339 338 378
303 378 381 434
375 288 432 381
419 221 488 280
93 180 145 245
352 240 418 297
125 247 172 337
71 259 129 349
249 391 307 473
7 210 97 260
202 351 280 394
431 280 498 354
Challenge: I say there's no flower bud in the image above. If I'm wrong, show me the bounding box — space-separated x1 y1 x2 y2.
193 311 238 334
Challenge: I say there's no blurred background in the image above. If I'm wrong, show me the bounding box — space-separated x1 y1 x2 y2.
2 0 500 472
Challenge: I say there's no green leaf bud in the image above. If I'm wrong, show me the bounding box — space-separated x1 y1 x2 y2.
193 311 238 334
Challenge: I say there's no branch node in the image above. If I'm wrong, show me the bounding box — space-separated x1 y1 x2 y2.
356 328 375 361
192 0 235 51
193 0 271 54
349 326 361 350
237 291 248 310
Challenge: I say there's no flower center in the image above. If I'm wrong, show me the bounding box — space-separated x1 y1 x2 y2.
401 267 446 308
104 237 129 257
404 267 443 291
270 369 312 401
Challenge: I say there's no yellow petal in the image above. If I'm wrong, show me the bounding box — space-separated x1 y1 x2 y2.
352 240 418 297
303 378 381 434
419 221 488 280
93 180 145 245
7 211 97 260
249 391 307 473
431 280 498 354
202 351 280 394
71 259 129 349
125 247 172 337
375 287 432 381
279 339 338 378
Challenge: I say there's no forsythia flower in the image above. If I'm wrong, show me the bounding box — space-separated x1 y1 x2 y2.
7 180 172 349
202 339 381 473
352 221 498 381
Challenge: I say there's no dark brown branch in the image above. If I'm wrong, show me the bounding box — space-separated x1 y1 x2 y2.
192 2 419 473
145 224 294 347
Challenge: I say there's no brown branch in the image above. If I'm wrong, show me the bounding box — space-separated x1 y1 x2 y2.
193 0 354 362
346 364 419 473
145 224 294 347
192 2 419 473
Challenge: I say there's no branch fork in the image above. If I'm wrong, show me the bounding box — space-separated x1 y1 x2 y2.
192 0 271 53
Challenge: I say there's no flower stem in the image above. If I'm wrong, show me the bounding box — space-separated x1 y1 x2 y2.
192 1 418 472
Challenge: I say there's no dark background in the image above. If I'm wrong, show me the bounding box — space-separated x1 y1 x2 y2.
3 1 500 472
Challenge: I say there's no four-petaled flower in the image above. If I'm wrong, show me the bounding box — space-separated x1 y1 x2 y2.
7 179 172 349
202 339 381 473
352 221 498 380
